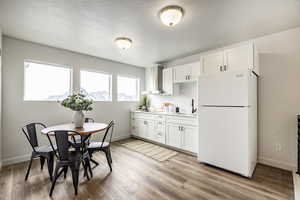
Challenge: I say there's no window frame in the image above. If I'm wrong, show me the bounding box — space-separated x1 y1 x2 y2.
23 59 73 102
80 68 113 102
117 75 140 102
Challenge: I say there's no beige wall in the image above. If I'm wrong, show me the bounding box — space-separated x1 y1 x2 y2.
165 27 300 170
1 37 145 165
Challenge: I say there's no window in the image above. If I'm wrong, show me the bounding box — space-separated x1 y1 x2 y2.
24 61 72 101
117 76 140 101
80 70 112 101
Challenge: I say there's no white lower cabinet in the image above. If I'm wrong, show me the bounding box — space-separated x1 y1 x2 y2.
135 119 146 137
131 112 198 154
166 124 182 149
166 123 198 153
153 120 166 144
181 125 198 153
145 120 155 141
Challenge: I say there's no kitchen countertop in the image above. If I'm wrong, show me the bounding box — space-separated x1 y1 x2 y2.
131 110 197 118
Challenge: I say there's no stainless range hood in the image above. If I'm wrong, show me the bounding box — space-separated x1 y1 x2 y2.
144 65 164 95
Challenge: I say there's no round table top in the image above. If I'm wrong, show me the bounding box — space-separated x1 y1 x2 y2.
41 122 108 136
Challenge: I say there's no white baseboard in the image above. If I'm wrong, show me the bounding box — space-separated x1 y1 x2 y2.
293 173 300 200
258 156 296 171
1 135 130 167
2 153 31 166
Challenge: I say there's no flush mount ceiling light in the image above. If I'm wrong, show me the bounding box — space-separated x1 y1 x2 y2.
115 37 133 50
159 5 184 27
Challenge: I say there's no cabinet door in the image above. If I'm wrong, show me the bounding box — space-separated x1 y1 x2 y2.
153 121 166 144
162 68 174 95
174 65 189 83
201 52 224 75
182 125 198 153
166 123 182 148
131 119 138 136
190 61 201 81
146 120 155 141
223 44 254 72
136 119 147 138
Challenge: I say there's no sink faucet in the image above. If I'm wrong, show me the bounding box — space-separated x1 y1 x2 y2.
192 99 197 114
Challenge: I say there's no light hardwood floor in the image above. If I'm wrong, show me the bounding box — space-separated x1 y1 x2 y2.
0 139 294 200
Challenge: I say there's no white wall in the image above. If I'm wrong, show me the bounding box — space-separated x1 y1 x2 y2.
163 27 300 171
149 82 197 114
1 36 145 165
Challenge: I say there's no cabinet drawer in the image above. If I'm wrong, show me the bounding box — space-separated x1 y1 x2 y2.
155 131 166 144
154 120 165 132
132 113 153 120
152 114 166 121
166 116 198 126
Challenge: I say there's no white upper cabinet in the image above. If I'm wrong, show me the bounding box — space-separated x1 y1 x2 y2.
224 43 254 72
190 62 201 80
174 61 201 83
174 64 188 83
201 43 259 75
201 52 224 75
145 67 159 92
162 68 174 95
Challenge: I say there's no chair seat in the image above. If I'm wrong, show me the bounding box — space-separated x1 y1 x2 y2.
88 142 109 149
34 144 57 153
69 151 83 162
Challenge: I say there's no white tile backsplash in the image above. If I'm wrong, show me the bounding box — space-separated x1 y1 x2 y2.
149 82 197 114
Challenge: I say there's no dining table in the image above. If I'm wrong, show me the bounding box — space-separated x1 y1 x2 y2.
41 122 108 136
41 122 109 175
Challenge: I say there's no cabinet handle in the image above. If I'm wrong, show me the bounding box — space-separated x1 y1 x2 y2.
220 66 223 72
178 126 180 131
224 65 227 71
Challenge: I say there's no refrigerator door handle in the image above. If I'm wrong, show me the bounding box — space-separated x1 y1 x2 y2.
200 105 250 108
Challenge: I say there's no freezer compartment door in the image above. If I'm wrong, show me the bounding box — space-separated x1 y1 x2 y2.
198 106 250 176
198 70 252 106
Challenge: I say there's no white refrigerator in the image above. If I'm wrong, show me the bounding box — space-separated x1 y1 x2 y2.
198 69 257 177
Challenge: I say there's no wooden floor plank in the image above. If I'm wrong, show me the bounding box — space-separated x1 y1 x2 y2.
0 139 294 200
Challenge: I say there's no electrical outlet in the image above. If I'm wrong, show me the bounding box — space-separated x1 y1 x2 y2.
275 143 282 152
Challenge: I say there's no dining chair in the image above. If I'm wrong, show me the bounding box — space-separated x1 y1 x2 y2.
47 130 92 196
22 123 56 181
88 120 115 172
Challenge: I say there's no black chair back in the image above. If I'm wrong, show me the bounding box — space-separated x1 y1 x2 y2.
100 120 115 147
22 123 46 151
47 130 81 161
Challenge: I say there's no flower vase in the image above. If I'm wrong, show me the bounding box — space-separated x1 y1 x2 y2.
73 110 84 128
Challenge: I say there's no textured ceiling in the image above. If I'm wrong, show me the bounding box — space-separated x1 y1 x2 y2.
0 0 300 67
